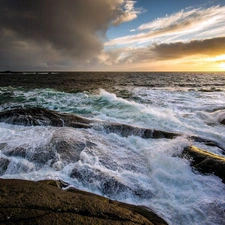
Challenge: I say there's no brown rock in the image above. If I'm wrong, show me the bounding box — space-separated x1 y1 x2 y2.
183 146 225 183
0 179 168 225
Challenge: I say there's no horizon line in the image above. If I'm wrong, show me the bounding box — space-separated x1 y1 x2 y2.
0 70 225 73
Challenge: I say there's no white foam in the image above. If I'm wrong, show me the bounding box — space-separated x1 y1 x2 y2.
1 86 225 224
0 123 225 225
95 89 181 130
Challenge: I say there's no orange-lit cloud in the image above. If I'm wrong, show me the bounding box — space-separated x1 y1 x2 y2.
103 37 225 62
151 36 225 60
99 37 225 71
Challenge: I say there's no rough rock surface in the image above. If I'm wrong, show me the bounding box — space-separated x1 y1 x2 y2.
0 158 10 176
0 179 168 225
0 107 93 128
183 146 225 183
220 119 225 125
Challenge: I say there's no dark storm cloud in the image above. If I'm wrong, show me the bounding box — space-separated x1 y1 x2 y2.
0 0 125 70
151 36 225 60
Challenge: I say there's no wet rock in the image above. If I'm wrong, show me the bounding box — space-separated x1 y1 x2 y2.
183 146 225 183
102 123 179 139
38 179 70 188
0 108 182 140
2 146 57 166
0 108 180 141
142 128 178 139
207 109 225 125
0 108 223 151
49 129 87 166
70 166 153 199
0 107 93 128
3 147 27 158
5 161 35 175
220 119 225 125
0 143 7 150
0 179 168 225
70 166 132 198
1 128 91 170
102 123 144 137
0 158 10 175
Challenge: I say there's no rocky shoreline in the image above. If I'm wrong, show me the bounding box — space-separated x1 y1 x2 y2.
1 107 225 224
0 179 168 225
1 108 225 181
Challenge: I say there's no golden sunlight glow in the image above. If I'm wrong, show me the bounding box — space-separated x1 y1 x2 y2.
203 55 225 71
219 62 225 71
205 55 225 62
167 56 225 72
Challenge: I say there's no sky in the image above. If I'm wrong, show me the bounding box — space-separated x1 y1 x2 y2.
0 0 225 71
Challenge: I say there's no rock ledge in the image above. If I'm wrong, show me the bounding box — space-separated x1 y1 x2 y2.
0 179 168 225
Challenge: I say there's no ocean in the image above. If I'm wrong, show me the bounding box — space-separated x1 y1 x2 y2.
1 72 225 224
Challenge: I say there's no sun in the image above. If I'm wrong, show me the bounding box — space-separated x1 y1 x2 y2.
219 62 225 71
204 55 225 71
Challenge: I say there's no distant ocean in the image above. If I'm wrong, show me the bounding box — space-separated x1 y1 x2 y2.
1 72 225 225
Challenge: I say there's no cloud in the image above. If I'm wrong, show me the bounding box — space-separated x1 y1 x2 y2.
101 36 225 68
151 36 225 60
111 0 143 25
101 5 225 71
0 0 136 70
106 5 225 47
137 6 222 31
1 1 224 71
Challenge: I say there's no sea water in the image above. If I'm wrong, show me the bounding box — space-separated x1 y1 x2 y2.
0 72 225 224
